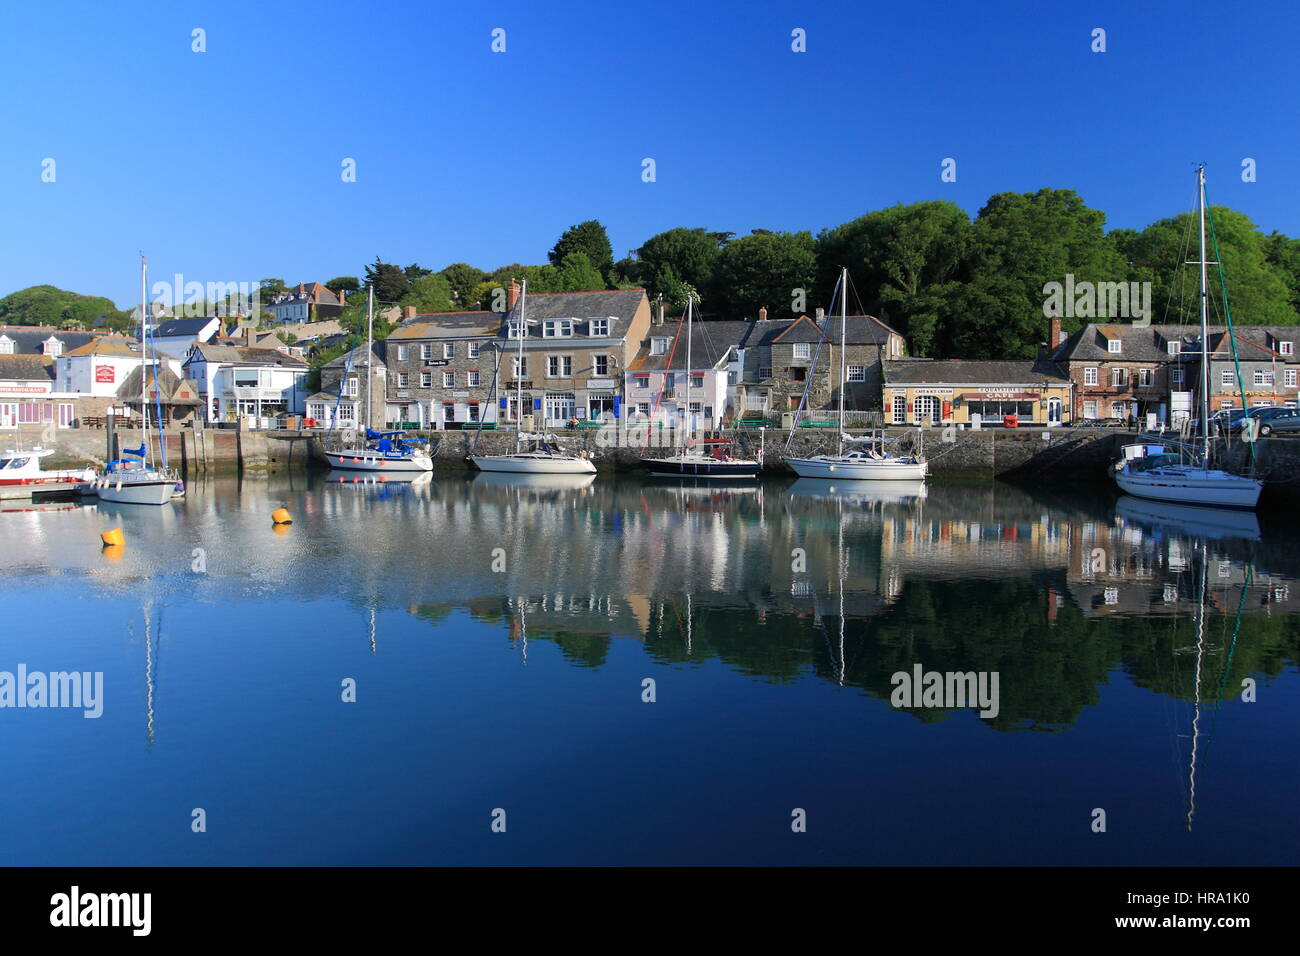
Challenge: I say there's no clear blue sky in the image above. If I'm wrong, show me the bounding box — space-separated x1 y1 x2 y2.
1 0 1296 309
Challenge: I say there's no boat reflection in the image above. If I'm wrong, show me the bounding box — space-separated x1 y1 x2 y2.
1114 494 1261 542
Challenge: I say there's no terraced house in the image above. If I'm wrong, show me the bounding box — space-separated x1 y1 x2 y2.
735 310 906 422
1049 320 1188 423
383 308 500 428
496 284 652 428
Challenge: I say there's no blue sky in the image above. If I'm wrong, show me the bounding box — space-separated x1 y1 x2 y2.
1 0 1296 309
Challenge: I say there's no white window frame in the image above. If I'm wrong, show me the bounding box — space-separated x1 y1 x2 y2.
420 371 432 388
847 364 867 383
1138 368 1152 387
650 338 669 356
513 356 527 377
1221 370 1234 387
1112 368 1127 387
397 345 409 361
1083 367 1098 386
792 342 811 360
1107 339 1122 354
542 320 572 338
1280 341 1295 356
594 355 609 377
1167 340 1181 355
1286 369 1297 388
634 375 649 390
467 342 481 359
467 371 480 387
590 318 610 337
443 343 454 359
420 344 432 361
397 372 409 387
1171 368 1185 385
442 371 455 388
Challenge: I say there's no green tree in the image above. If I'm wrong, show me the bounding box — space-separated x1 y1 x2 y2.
549 220 613 280
440 263 486 309
325 276 360 295
400 273 457 314
636 227 728 304
364 259 411 302
1263 231 1300 317
710 230 817 319
554 252 605 292
944 189 1126 358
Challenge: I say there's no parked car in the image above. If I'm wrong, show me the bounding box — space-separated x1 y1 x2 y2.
1244 406 1300 437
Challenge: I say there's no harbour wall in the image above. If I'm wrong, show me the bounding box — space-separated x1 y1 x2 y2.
24 424 1300 503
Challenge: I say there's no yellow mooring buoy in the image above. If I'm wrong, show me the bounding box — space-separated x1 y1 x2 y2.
100 528 125 547
271 508 292 525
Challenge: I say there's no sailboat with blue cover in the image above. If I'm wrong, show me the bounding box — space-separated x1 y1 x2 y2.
322 286 432 474
94 257 181 506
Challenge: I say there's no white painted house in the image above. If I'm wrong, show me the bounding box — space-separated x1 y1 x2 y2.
624 320 750 429
182 343 309 423
152 316 222 361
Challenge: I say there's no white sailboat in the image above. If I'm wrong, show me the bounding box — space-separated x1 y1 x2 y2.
1113 166 1261 510
95 256 180 506
786 267 928 481
471 279 596 475
639 295 760 478
324 286 433 473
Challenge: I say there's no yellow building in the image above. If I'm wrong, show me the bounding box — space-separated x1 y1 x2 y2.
881 359 1073 427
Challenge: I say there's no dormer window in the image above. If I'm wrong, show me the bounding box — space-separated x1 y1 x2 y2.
0 336 12 355
1107 339 1122 354
1167 340 1181 355
650 337 670 356
44 337 63 357
542 320 572 338
1281 340 1295 356
507 320 528 339
590 318 610 337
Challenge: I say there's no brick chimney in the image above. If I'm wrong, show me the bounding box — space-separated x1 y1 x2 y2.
815 308 824 322
758 306 768 321
654 296 665 325
244 325 257 346
402 305 417 320
507 280 521 310
337 288 346 305
1049 314 1062 351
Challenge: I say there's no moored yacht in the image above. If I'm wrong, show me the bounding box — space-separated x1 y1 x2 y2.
471 433 596 474
324 429 433 473
0 448 95 489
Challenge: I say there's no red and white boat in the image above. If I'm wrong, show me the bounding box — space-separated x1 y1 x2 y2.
0 448 96 489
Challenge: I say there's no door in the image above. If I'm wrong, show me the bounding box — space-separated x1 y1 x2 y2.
0 403 15 428
1047 397 1063 425
914 396 938 424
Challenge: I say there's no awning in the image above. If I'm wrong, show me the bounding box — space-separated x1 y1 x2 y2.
959 392 1040 401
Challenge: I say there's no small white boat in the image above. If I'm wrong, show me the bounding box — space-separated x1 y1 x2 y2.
91 454 181 506
784 267 928 482
0 448 95 489
1113 444 1261 510
1111 166 1262 513
786 440 928 481
324 430 433 473
471 434 596 474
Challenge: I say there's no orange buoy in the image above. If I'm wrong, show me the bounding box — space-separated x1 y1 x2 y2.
101 544 125 562
100 528 124 547
271 508 292 525
272 523 291 537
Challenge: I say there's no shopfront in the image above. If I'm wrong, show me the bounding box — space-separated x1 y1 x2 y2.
882 360 1073 427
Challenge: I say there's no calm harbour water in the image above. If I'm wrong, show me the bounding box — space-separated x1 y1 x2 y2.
0 472 1297 866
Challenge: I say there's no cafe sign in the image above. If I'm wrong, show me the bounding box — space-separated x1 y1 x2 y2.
95 365 115 383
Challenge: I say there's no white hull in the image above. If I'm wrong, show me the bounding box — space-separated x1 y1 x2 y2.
470 454 596 475
325 450 432 473
94 475 177 506
1114 468 1262 509
786 455 928 480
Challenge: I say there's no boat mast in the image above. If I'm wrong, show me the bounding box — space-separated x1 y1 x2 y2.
837 266 847 457
140 255 150 467
365 284 374 433
1197 165 1210 465
514 280 528 434
684 294 692 450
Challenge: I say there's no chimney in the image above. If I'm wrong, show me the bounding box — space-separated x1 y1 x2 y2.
815 308 824 323
507 280 521 310
1049 314 1062 351
655 297 665 325
337 288 346 305
402 305 417 320
758 306 768 321
244 325 257 346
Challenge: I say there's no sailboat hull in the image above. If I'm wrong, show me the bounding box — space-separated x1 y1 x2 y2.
640 456 760 478
324 450 433 473
95 476 177 506
785 456 928 480
1114 469 1262 509
470 454 596 474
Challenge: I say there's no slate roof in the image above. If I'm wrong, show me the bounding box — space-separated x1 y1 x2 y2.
154 317 218 338
1052 322 1300 364
0 354 55 382
883 358 1070 384
390 312 499 340
185 344 308 368
628 320 752 372
115 366 203 404
64 337 144 357
742 315 899 347
0 327 106 355
500 289 648 341
324 342 385 369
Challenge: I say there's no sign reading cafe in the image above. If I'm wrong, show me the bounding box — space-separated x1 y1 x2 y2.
95 365 115 384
